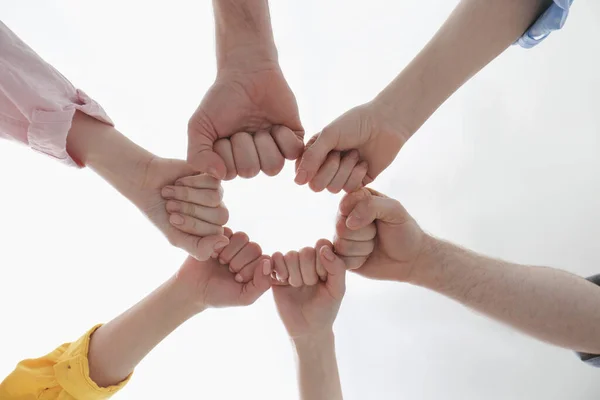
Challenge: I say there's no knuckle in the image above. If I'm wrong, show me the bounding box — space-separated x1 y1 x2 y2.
248 242 262 256
235 232 250 244
217 207 229 225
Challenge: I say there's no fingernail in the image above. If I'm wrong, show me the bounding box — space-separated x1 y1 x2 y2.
346 214 361 228
235 274 243 283
262 259 271 275
162 187 175 198
321 246 335 262
211 252 219 259
295 169 307 184
213 241 228 251
170 214 184 225
228 266 234 272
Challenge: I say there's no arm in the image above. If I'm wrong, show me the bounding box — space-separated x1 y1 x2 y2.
213 0 277 68
374 0 554 135
292 331 343 400
295 0 557 191
412 236 600 356
335 189 600 357
272 243 348 400
0 236 272 398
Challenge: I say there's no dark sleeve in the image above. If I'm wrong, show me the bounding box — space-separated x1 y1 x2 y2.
576 274 600 367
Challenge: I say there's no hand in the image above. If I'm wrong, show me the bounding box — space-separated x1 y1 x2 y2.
294 102 408 192
176 228 272 310
272 241 347 338
335 188 426 282
188 62 304 180
131 157 230 260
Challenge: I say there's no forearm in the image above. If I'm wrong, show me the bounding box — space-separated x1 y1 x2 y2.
292 331 343 400
66 111 153 205
413 236 600 354
88 276 200 387
374 0 552 136
213 0 278 69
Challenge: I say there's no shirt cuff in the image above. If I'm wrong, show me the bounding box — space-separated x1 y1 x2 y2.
27 90 113 168
54 324 132 399
575 274 600 367
516 0 573 49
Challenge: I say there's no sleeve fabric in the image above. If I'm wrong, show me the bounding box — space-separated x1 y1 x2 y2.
516 0 573 48
0 324 132 400
575 274 600 367
0 21 113 167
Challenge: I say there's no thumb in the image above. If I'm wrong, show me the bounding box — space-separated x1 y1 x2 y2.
240 257 273 305
319 245 346 297
345 194 411 230
188 148 227 181
179 233 229 262
295 131 338 185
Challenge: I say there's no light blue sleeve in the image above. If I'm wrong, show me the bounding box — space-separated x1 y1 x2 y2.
516 0 573 48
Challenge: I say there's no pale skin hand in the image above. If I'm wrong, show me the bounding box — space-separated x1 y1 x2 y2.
66 111 229 260
272 242 346 400
188 0 304 180
88 234 272 388
296 0 553 192
337 189 600 355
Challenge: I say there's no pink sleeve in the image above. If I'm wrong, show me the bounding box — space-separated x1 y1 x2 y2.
0 21 114 167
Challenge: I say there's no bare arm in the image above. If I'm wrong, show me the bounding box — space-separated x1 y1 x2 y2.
88 276 201 387
293 331 343 400
213 0 277 68
413 236 600 355
376 0 554 135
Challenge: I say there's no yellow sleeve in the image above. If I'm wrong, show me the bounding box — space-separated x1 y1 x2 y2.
0 325 132 400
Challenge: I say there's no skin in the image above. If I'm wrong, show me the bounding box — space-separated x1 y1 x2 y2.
66 111 229 260
187 0 304 180
335 188 600 356
272 242 347 400
87 234 272 387
295 0 553 192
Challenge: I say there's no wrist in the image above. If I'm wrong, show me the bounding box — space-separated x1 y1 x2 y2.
291 329 335 353
408 234 445 288
214 0 278 70
67 112 155 202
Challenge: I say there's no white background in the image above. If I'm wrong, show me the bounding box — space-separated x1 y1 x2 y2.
1 0 600 399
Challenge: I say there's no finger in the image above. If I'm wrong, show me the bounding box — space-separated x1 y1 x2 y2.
314 238 332 281
213 227 234 258
272 125 304 160
162 186 223 208
231 132 260 178
187 146 227 181
174 232 229 262
272 251 289 283
214 139 237 181
231 241 262 276
339 255 368 271
169 214 225 236
308 151 341 193
327 150 360 194
346 195 410 230
174 174 221 190
333 237 374 257
240 257 273 306
236 250 266 283
343 160 368 193
218 231 249 265
166 201 229 226
284 251 302 288
298 247 318 286
295 130 339 185
335 215 376 241
254 130 285 177
319 245 346 298
223 227 233 239
339 187 373 217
